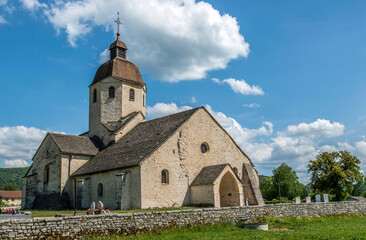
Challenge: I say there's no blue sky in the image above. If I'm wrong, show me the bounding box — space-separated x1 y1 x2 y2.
1 0 366 182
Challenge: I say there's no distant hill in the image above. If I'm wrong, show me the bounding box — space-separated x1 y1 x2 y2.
0 167 29 190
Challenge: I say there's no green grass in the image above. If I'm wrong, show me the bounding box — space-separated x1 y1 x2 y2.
87 214 366 240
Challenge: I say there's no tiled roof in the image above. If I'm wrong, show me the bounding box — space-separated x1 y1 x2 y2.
49 133 99 156
0 191 22 199
191 164 228 186
72 108 200 176
91 57 144 86
109 37 127 50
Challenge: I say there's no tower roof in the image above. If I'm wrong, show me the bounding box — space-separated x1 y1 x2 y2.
109 36 127 50
91 57 145 86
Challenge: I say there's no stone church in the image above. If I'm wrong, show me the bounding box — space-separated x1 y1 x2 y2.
22 32 264 210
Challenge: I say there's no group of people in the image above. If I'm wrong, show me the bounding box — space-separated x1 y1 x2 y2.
0 208 20 214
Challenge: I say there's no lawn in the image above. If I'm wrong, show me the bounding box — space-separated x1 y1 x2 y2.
87 214 366 240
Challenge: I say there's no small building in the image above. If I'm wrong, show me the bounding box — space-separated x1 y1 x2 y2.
0 191 22 206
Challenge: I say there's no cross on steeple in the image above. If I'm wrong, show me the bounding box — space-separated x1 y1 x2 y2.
114 12 122 37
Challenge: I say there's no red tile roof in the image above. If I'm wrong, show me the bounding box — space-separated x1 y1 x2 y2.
0 191 22 199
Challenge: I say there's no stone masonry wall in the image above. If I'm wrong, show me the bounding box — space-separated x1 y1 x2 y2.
2 201 366 239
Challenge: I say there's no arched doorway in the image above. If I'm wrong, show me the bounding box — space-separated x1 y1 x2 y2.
219 172 240 207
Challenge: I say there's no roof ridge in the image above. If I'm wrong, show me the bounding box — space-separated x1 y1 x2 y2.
144 107 202 123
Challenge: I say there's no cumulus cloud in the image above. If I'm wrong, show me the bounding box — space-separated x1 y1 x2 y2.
20 0 46 10
212 78 264 95
99 48 109 64
4 159 30 168
287 119 344 138
146 102 193 119
243 103 260 108
0 126 47 167
30 0 250 82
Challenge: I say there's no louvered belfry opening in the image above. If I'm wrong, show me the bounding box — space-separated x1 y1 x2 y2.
109 36 128 60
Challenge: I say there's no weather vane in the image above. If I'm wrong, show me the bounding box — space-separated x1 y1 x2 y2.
114 12 122 37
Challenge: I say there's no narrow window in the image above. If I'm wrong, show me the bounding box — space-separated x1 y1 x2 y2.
109 86 115 98
97 183 103 197
93 89 97 103
129 89 135 101
161 170 169 184
143 95 145 107
44 165 49 184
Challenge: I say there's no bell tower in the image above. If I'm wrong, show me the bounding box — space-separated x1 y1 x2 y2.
88 13 147 146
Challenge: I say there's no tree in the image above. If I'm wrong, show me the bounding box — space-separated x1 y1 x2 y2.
308 151 361 201
259 176 276 199
260 163 304 200
1 182 18 191
352 174 366 197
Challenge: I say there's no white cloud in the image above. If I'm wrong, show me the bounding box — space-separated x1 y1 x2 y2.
4 159 29 168
191 97 197 103
243 103 260 108
36 0 250 82
99 48 109 64
20 0 46 10
213 78 264 95
0 126 47 168
211 78 221 84
0 15 6 24
287 119 344 138
0 0 7 6
146 102 193 119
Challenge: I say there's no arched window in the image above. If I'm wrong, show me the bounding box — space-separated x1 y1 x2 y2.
44 165 49 184
93 89 97 103
129 88 135 101
161 170 169 184
97 183 103 197
109 86 115 98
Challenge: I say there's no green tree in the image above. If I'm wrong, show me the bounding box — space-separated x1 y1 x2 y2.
308 151 361 201
1 182 18 191
259 176 276 199
0 200 5 207
260 163 304 200
352 174 366 197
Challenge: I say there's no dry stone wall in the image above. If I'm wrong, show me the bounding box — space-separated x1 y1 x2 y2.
1 201 366 239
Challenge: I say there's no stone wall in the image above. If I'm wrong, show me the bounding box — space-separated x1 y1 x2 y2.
2 201 366 239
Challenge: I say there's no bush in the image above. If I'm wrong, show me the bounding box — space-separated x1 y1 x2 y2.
265 198 293 204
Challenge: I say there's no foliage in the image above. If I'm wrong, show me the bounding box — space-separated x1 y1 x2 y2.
260 163 305 200
352 173 366 197
1 182 18 191
88 215 366 239
308 151 361 200
0 167 29 191
0 199 5 207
